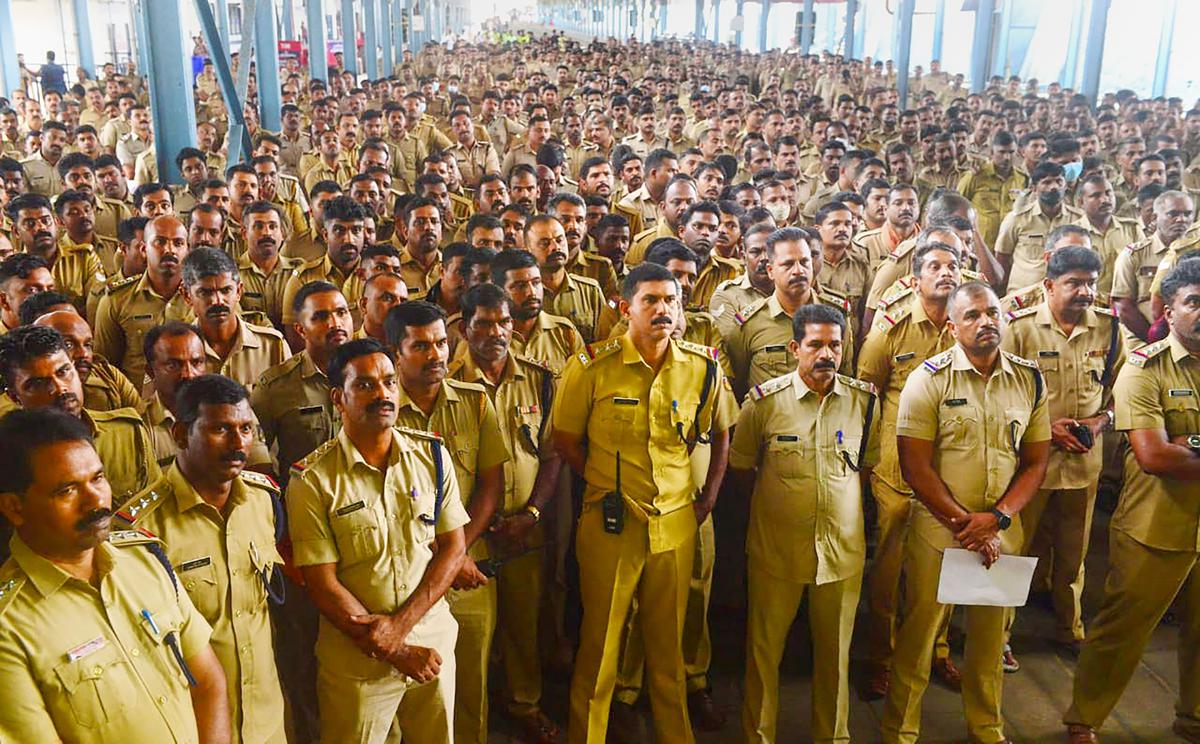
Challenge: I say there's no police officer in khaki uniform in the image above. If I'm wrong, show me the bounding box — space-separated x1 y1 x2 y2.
957 132 1028 247
730 303 881 743
815 202 871 336
19 121 68 197
1001 247 1123 657
1073 175 1143 305
448 283 566 742
117 375 287 744
881 282 1051 744
21 305 142 414
552 262 731 744
855 241 963 698
525 214 617 345
392 198 445 300
448 111 501 190
1110 190 1194 347
93 215 194 386
7 193 107 319
709 223 774 338
286 338 470 744
1065 260 1200 743
180 247 289 391
237 201 303 329
0 408 230 743
280 196 369 332
552 193 622 303
384 301 508 744
141 322 209 466
725 228 854 399
490 249 584 375
995 162 1085 292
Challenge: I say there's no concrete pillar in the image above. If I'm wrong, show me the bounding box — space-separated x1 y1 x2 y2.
342 0 357 76
141 0 198 183
1061 0 1083 88
380 0 393 75
992 0 1012 78
758 0 770 52
282 0 296 39
1080 0 1111 103
895 0 914 107
734 0 744 49
256 0 282 131
217 0 230 47
72 0 96 76
969 0 995 93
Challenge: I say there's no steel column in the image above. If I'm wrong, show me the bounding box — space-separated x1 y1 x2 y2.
0 0 17 98
307 0 328 81
216 0 230 47
72 0 96 75
142 0 198 184
895 0 914 107
931 0 945 64
342 0 357 75
757 0 769 51
364 0 378 78
380 0 392 75
194 0 251 164
393 0 404 57
734 0 744 49
969 0 995 93
1061 0 1083 87
1080 0 1111 103
712 0 720 43
800 0 814 54
282 0 295 39
256 0 282 131
844 0 857 59
992 0 1011 78
1152 0 1178 97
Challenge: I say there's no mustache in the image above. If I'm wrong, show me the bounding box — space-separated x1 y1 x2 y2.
205 305 231 318
813 360 837 370
34 231 53 242
222 451 247 464
76 507 112 531
651 315 674 326
366 400 395 414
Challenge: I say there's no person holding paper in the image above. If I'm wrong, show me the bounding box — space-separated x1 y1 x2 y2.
1000 241 1123 660
1065 258 1200 744
881 281 1051 744
728 303 881 743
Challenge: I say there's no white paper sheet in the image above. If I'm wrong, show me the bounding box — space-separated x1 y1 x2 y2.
936 548 1038 607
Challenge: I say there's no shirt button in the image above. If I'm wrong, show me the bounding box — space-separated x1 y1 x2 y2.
185 581 196 590
92 665 103 675
157 696 166 705
235 610 242 617
130 648 140 657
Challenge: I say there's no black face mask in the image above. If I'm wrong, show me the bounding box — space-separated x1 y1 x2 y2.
1038 189 1063 208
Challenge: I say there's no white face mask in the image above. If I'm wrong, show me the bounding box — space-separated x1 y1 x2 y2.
766 202 791 224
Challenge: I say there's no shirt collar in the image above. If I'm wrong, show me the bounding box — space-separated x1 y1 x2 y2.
791 369 845 400
1169 334 1195 364
950 343 1015 378
9 532 117 599
336 426 405 472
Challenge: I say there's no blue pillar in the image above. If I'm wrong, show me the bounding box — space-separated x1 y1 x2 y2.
256 0 282 131
844 0 857 59
133 0 150 77
194 0 250 164
1152 0 1177 97
142 0 198 184
758 0 769 52
392 0 403 58
800 0 814 54
380 0 392 75
0 0 17 98
968 0 995 93
734 0 744 48
895 0 914 107
342 0 357 75
72 0 96 75
216 0 230 47
931 0 945 64
307 0 328 81
1061 0 1083 88
364 0 378 78
694 0 703 39
992 0 1011 78
282 0 295 40
1080 0 1110 103
712 0 720 43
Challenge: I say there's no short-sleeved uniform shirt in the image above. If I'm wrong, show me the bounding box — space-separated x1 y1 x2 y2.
201 319 290 392
252 351 339 480
0 532 211 743
1111 232 1172 345
1111 336 1200 551
708 274 769 339
87 407 162 506
1073 214 1142 303
692 254 743 313
730 371 880 585
237 254 304 329
896 344 1051 553
995 201 1085 290
279 254 355 327
543 271 617 345
285 427 470 677
508 311 584 375
92 273 194 387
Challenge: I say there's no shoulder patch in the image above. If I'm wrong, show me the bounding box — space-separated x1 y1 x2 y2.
515 353 553 372
1093 305 1116 318
0 566 26 619
106 272 141 294
445 377 488 396
241 470 280 493
292 437 339 472
395 425 442 441
879 286 914 309
676 339 720 361
748 373 793 401
1006 305 1039 322
115 488 166 525
1002 350 1040 370
1128 339 1169 368
246 321 286 340
837 374 877 395
735 298 769 325
578 337 622 366
107 528 163 547
922 349 954 374
818 291 852 313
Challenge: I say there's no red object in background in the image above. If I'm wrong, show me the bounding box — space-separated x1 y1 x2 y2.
278 40 305 67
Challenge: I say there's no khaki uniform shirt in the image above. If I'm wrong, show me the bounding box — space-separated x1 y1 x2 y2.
725 291 855 397
482 115 525 155
202 319 290 391
708 274 770 338
1075 214 1142 303
0 533 211 743
617 185 659 235
896 344 1051 553
99 117 131 150
20 154 63 196
864 235 923 307
626 220 676 268
94 196 132 245
92 273 194 387
87 407 162 505
552 334 729 553
730 371 881 584
279 254 355 326
59 234 121 288
855 288 955 493
818 250 870 336
448 139 501 188
853 225 918 275
115 132 151 168
692 254 743 313
1111 336 1200 551
286 427 470 676
301 158 354 193
278 132 312 178
141 392 272 472
85 356 144 413
566 249 621 302
397 247 443 300
543 271 617 345
448 352 555 521
957 162 1028 247
499 144 540 178
252 351 339 479
1002 303 1124 489
621 133 668 159
507 311 584 375
118 465 286 744
238 254 303 329
44 243 108 318
1147 230 1200 300
1111 233 1171 346
995 201 1085 290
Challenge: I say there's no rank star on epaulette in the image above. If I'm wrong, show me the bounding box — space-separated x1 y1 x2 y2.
0 578 17 601
117 491 160 521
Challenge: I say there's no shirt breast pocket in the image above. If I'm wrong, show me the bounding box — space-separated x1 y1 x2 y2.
1162 393 1199 437
447 433 479 474
939 404 981 450
53 641 136 729
754 344 792 379
766 436 809 481
603 397 640 428
331 502 384 566
177 558 221 625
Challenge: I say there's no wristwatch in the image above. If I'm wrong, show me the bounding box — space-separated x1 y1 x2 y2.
1104 410 1115 431
1186 434 1200 453
990 507 1012 531
524 504 542 523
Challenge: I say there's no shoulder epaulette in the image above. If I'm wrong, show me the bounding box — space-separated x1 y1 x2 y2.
570 273 603 291
256 352 305 388
515 353 553 372
1124 238 1151 254
873 299 913 332
837 374 877 395
713 277 741 292
246 320 286 340
107 527 163 547
115 486 167 524
291 437 338 472
0 563 25 618
445 377 488 396
241 470 280 493
576 337 621 366
1002 350 1040 370
962 268 983 281
921 349 954 374
395 425 442 442
748 373 793 401
878 286 914 310
1128 339 1170 368
676 339 720 362
106 272 141 294
88 405 145 426
734 297 769 326
1093 305 1117 318
1006 305 1039 322
818 289 852 313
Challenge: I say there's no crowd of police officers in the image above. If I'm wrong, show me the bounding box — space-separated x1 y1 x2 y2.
0 27 1198 744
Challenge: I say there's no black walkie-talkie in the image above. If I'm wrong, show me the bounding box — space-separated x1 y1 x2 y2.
602 451 624 534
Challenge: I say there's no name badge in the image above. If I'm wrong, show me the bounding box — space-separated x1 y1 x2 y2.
66 637 108 662
178 556 212 572
894 352 916 362
613 397 640 406
1169 389 1195 397
776 435 799 442
336 501 366 516
1139 265 1158 276
298 405 323 415
945 398 968 407
132 314 154 321
1037 350 1060 358
243 291 263 298
763 344 788 353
